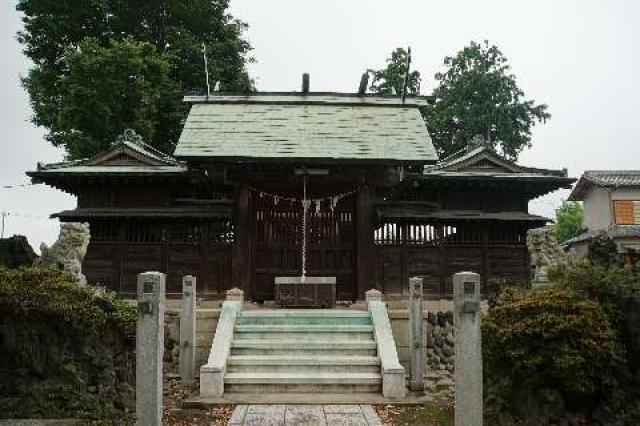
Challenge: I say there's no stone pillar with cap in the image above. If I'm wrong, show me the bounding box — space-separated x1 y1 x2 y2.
180 275 197 386
453 271 483 426
409 276 424 391
136 271 165 426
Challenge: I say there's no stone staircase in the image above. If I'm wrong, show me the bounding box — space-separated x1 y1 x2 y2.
224 310 382 394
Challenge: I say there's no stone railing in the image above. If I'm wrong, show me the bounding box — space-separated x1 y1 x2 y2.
199 288 243 397
366 289 406 398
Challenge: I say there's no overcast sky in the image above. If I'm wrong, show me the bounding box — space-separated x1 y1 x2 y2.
1 0 639 250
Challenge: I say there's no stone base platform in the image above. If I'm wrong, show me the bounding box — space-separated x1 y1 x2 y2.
184 392 429 407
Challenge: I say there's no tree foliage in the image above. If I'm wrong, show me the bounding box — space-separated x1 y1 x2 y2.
423 41 550 159
16 0 253 159
368 48 421 96
554 201 584 243
28 37 186 159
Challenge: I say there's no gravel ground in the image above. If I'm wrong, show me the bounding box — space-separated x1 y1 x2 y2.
162 377 454 426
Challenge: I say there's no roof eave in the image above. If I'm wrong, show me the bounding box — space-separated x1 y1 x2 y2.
173 155 437 166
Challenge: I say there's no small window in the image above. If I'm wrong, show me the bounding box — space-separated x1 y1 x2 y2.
613 200 640 225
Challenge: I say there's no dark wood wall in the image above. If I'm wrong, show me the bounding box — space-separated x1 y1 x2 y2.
71 169 538 300
83 219 232 297
374 220 530 299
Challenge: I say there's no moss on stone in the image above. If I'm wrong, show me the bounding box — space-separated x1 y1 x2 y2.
0 267 136 420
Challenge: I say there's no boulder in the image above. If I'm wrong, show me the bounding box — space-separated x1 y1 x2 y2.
40 222 90 284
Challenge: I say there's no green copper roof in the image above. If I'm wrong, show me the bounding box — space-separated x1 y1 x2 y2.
174 94 437 164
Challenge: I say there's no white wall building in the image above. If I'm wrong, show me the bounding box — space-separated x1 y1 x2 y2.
566 171 640 263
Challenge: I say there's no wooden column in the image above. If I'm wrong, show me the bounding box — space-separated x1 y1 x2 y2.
232 184 253 298
437 224 447 298
117 221 126 293
356 183 375 300
482 222 490 293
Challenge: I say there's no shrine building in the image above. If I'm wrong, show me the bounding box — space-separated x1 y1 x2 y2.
28 90 574 301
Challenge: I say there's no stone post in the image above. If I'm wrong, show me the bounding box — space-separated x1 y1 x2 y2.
136 272 165 426
409 276 424 391
453 272 482 426
180 275 196 386
365 288 383 302
226 287 244 303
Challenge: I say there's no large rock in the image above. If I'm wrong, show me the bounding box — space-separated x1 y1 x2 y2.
527 226 567 284
40 222 90 284
0 235 37 267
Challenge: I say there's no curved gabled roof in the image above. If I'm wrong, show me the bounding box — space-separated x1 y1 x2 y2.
174 93 437 164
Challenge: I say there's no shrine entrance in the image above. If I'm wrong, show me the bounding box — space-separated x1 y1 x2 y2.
252 187 357 302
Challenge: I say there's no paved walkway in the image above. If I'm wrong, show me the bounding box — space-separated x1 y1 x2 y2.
228 404 383 426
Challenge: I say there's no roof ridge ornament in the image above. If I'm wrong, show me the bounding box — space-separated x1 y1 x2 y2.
113 128 144 147
466 134 491 152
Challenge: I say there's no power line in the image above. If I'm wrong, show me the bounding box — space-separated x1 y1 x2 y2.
9 212 49 220
0 183 38 190
0 210 53 239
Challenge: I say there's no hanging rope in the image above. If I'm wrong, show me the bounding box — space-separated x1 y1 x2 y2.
247 183 356 278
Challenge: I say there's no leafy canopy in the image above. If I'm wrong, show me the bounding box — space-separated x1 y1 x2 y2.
368 47 421 96
16 0 253 159
554 201 584 243
423 41 550 160
30 37 186 159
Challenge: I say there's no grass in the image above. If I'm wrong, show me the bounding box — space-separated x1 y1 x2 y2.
376 396 454 426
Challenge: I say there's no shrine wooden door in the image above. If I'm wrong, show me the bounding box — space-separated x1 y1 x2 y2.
253 194 356 302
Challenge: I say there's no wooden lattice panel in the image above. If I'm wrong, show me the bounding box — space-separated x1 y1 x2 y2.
614 200 635 225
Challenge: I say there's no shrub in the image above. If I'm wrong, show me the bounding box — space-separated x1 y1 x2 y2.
550 261 640 407
548 260 640 324
0 267 136 336
483 287 624 414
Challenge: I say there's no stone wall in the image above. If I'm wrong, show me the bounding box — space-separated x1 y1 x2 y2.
0 267 136 421
0 309 135 419
425 311 455 391
164 308 218 374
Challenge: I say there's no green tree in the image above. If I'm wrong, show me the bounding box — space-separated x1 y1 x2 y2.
16 0 253 159
554 201 584 243
34 37 185 159
368 48 421 96
423 41 550 159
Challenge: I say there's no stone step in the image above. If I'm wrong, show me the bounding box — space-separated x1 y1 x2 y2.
234 332 374 341
234 324 374 333
237 310 372 326
230 340 377 356
227 355 381 373
224 372 382 394
233 324 374 341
